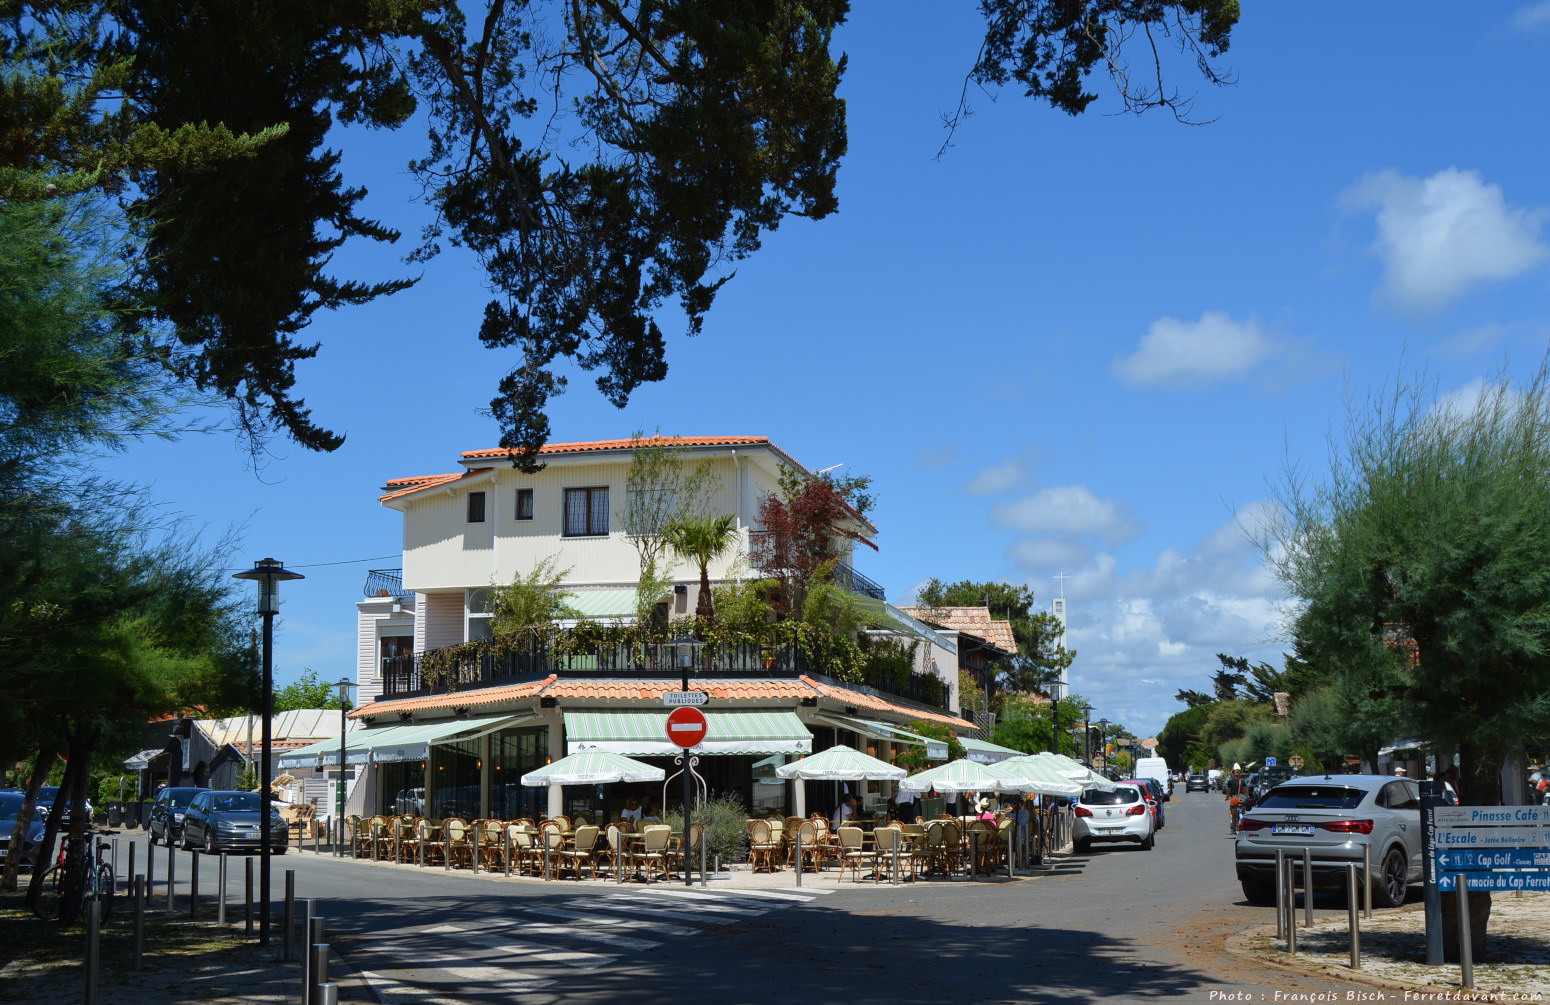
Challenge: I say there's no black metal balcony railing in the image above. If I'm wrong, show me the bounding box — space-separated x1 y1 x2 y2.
363 569 413 601
743 534 885 601
379 629 949 710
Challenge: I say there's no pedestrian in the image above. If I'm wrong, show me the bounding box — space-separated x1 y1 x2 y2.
1224 764 1248 833
895 788 919 824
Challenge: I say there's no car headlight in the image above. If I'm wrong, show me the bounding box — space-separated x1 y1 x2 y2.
216 820 239 832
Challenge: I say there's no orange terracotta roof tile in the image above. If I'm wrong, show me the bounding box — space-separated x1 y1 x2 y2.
378 468 491 503
895 606 1017 655
544 678 811 701
798 675 976 731
460 435 771 460
349 675 558 718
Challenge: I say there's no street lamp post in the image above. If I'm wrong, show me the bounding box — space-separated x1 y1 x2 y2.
1095 719 1108 773
1081 703 1094 767
334 678 355 856
1049 690 1061 756
232 558 304 945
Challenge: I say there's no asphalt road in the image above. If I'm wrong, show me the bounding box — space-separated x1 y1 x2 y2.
107 794 1403 1003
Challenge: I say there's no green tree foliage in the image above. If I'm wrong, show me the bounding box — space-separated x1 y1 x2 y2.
620 430 719 614
487 556 579 638
1264 365 1550 804
914 578 1074 694
750 467 876 616
4 2 1239 461
894 720 967 773
664 514 738 623
991 693 1086 758
1156 703 1212 769
1173 689 1214 708
273 668 350 713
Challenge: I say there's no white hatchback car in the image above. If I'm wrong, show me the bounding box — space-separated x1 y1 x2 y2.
1073 784 1155 852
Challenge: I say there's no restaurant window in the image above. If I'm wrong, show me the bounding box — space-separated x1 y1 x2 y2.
751 754 789 817
380 759 425 816
431 739 482 819
492 726 549 820
466 588 492 642
467 491 486 523
515 488 534 521
563 487 609 537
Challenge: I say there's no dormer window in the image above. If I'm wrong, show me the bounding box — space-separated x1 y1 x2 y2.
467 491 486 523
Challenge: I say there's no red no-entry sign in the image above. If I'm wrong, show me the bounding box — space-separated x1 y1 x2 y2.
665 706 708 749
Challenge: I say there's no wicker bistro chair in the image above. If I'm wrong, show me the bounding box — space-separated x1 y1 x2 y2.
813 818 843 869
636 825 671 884
511 824 540 875
599 824 624 879
667 823 704 877
939 821 963 874
442 819 474 869
874 825 916 884
540 827 567 880
551 814 572 832
789 820 823 873
968 820 998 872
836 826 875 884
746 819 779 873
347 816 367 858
921 820 946 876
474 819 508 872
390 816 420 864
368 816 392 861
416 818 445 867
560 825 601 880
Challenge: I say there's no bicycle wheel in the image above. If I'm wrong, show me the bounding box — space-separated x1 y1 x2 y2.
94 864 115 922
30 864 65 921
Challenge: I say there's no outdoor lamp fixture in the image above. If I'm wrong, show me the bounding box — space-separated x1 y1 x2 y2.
334 677 355 857
1095 719 1109 771
1081 703 1094 767
231 557 304 945
670 633 701 691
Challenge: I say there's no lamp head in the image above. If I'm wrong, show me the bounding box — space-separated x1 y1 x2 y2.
232 558 304 614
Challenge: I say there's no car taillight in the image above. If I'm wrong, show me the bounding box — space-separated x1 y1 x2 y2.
1127 805 1146 816
1321 819 1375 834
1237 818 1268 832
1074 807 1093 817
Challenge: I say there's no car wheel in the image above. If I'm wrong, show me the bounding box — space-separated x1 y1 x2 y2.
1141 832 1155 851
181 828 194 851
148 827 157 847
1373 847 1409 908
1241 878 1277 906
1074 838 1091 854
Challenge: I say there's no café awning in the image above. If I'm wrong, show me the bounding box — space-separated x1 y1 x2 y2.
520 750 664 787
563 709 811 756
811 713 949 760
278 712 534 768
959 736 1023 765
776 744 906 782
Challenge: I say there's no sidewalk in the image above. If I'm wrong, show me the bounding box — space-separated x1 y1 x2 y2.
1230 891 1550 998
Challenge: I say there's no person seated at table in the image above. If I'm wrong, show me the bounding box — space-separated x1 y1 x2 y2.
976 797 996 821
895 789 919 824
641 797 661 822
832 794 858 827
620 796 643 825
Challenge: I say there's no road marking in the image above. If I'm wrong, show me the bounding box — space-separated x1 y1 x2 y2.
562 897 742 925
487 916 661 951
525 904 696 935
602 891 760 914
361 967 553 1000
422 925 617 970
637 887 819 905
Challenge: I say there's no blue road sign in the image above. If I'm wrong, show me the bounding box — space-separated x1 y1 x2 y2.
1264 757 1276 767
1437 871 1550 892
1434 848 1550 871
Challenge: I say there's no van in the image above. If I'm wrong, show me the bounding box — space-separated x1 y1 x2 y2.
1133 757 1173 801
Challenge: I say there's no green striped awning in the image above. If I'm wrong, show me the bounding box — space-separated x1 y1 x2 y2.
277 713 533 768
564 709 811 756
993 755 1084 797
959 736 1023 765
561 588 640 620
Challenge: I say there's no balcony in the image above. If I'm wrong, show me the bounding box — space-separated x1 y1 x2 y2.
379 629 949 711
744 533 885 600
363 569 413 601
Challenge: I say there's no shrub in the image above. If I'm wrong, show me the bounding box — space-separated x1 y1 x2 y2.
664 790 749 864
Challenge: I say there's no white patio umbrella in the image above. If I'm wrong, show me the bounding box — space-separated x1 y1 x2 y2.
898 757 1006 794
776 744 906 781
993 755 1084 798
519 749 665 786
1034 751 1116 792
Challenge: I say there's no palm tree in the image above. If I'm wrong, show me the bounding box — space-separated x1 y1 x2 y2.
664 514 739 624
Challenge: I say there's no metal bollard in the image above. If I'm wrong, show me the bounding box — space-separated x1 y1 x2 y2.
218 854 228 925
794 832 802 888
1363 843 1373 919
543 840 551 882
311 944 330 1005
127 843 135 897
189 849 200 918
319 984 340 1005
970 831 978 881
1457 874 1474 988
1006 826 1015 879
166 842 176 911
504 829 512 878
85 900 100 1004
302 901 316 992
445 831 452 872
894 843 902 885
1303 847 1314 927
132 876 145 971
1346 863 1361 969
1276 850 1287 941
112 839 118 892
146 838 154 895
307 916 326 1003
283 871 295 962
1284 857 1297 954
244 857 254 935
700 832 707 888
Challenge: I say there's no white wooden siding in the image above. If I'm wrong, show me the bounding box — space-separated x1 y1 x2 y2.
422 591 464 649
355 598 415 705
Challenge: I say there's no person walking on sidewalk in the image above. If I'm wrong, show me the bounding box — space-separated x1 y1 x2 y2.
1224 765 1248 832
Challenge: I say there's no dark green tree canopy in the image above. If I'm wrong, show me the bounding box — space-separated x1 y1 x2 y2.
915 577 1074 694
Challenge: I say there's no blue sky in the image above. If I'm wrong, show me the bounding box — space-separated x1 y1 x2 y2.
96 3 1550 737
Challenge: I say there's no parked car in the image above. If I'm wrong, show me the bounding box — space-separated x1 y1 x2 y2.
180 791 288 854
1119 778 1165 829
1186 773 1210 792
25 786 92 828
1073 784 1155 852
0 791 46 871
147 787 206 846
1235 774 1422 908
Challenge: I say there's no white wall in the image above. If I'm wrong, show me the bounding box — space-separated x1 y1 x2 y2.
356 597 415 703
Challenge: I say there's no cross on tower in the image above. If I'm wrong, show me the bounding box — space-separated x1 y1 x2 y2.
1053 571 1069 598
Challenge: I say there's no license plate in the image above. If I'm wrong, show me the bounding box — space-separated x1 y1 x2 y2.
1099 827 1123 834
1271 824 1315 836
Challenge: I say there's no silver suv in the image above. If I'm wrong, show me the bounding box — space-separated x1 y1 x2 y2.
1234 774 1422 908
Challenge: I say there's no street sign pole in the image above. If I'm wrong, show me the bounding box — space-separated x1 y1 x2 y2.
1420 780 1444 964
664 704 708 889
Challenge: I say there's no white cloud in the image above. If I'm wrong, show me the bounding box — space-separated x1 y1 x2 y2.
916 444 961 469
1511 2 1550 30
1343 168 1547 312
1004 535 1092 571
991 485 1142 545
962 459 1025 495
1112 311 1276 388
1431 377 1525 424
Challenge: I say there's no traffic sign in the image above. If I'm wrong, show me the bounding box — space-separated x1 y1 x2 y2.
665 706 708 749
1438 872 1550 892
663 690 708 707
1288 755 1304 769
1435 848 1550 871
1264 757 1277 767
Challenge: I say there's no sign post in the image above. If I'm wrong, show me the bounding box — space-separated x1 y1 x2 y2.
665 706 707 888
1421 779 1445 964
1426 800 1550 964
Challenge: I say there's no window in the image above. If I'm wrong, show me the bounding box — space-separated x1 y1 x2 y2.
1379 781 1420 811
379 635 413 681
467 491 486 523
1258 786 1366 810
466 589 492 642
564 487 609 536
515 488 534 521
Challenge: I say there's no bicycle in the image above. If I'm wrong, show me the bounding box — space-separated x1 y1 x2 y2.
32 828 115 922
